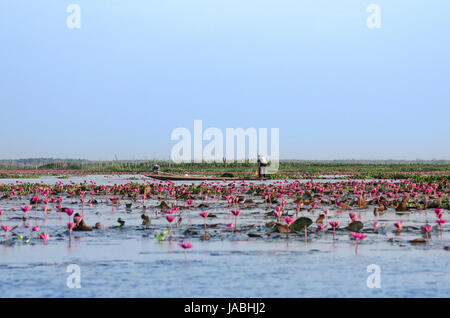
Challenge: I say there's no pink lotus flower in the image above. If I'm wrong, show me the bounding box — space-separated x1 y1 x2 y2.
166 215 177 223
199 212 209 219
329 221 340 228
274 210 283 221
21 205 32 213
165 215 177 232
351 232 367 240
349 212 357 222
32 226 40 232
394 221 403 230
39 232 50 241
436 219 447 226
230 210 241 232
178 241 193 249
64 209 74 216
231 210 241 216
434 209 444 219
200 212 209 231
329 221 339 240
179 241 193 262
31 196 41 203
423 224 432 240
316 224 325 232
284 217 295 226
1 225 11 232
373 221 380 229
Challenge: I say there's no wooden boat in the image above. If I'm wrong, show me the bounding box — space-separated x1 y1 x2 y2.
147 172 266 181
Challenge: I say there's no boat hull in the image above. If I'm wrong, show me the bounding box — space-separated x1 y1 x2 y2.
147 173 266 181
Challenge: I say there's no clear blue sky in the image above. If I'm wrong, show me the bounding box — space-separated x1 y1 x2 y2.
0 0 449 160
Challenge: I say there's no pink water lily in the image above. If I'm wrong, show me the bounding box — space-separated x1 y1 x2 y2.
67 222 76 240
351 232 367 240
199 212 209 218
394 221 403 232
351 232 367 253
434 209 444 219
316 224 326 232
329 221 339 240
436 218 447 232
179 241 193 262
200 212 209 231
21 205 32 214
274 210 283 222
64 208 74 223
179 241 193 249
39 232 50 242
230 210 241 232
165 215 176 223
165 215 177 232
231 210 241 216
284 217 295 226
423 225 432 241
32 226 40 232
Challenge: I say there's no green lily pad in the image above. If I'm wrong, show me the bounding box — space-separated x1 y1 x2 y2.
290 217 313 232
346 221 364 232
159 201 170 210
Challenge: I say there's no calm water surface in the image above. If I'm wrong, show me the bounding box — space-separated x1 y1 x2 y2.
0 175 448 297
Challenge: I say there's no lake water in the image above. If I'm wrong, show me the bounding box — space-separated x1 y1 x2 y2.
0 175 449 297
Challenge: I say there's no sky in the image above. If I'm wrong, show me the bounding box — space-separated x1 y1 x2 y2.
0 0 449 161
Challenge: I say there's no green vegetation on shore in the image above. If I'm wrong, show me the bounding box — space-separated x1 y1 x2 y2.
0 159 449 181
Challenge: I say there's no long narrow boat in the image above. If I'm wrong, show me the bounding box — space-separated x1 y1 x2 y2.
147 172 266 181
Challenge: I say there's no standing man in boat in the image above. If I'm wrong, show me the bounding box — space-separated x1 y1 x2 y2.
257 155 268 178
152 164 161 174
